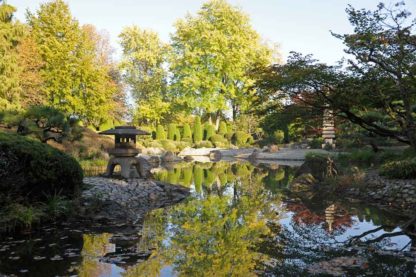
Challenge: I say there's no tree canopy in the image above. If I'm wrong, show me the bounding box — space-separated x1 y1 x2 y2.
257 2 416 149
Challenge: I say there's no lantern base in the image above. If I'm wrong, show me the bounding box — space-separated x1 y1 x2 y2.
104 157 147 179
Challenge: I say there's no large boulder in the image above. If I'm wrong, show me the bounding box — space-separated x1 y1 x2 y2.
0 132 83 200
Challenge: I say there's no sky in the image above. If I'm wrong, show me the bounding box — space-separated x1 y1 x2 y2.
9 0 416 64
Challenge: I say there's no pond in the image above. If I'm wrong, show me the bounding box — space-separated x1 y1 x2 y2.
0 161 415 276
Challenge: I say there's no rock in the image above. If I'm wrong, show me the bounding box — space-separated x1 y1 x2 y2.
183 155 194 162
178 147 218 156
161 151 182 163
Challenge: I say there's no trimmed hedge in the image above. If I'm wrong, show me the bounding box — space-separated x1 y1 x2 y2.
0 132 83 200
380 159 416 179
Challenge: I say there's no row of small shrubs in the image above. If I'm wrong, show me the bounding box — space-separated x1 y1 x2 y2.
380 158 416 179
150 116 254 149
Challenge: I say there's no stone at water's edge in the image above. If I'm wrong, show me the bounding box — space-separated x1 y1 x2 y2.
81 177 190 224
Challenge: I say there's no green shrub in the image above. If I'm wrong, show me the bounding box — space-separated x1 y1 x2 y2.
182 123 192 140
156 125 167 140
210 134 228 148
168 123 177 140
181 137 192 143
195 140 213 148
8 204 45 228
159 139 178 152
309 137 323 149
0 132 83 200
193 116 203 143
204 123 215 140
148 140 163 149
233 131 250 146
0 110 23 127
338 149 376 165
218 121 227 135
174 129 181 141
273 130 285 144
380 159 416 179
173 141 191 151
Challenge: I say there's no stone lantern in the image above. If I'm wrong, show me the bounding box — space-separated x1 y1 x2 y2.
99 126 149 179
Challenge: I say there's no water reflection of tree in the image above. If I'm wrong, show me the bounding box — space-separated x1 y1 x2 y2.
77 233 113 277
142 161 284 276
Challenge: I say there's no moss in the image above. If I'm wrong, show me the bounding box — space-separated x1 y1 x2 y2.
0 132 83 200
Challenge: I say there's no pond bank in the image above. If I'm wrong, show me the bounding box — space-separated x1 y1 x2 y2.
81 177 190 224
346 170 416 216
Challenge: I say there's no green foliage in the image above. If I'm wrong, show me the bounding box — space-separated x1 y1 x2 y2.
170 0 274 117
0 2 24 110
193 165 204 193
159 139 177 152
380 159 416 179
309 137 323 149
257 2 416 149
210 134 228 148
43 193 72 218
156 125 167 140
195 140 213 148
27 0 119 126
193 116 203 143
273 130 285 144
168 123 178 140
174 128 181 141
7 204 44 228
218 121 227 135
0 132 83 200
0 109 23 127
119 25 170 125
182 123 192 140
233 131 251 146
204 122 215 141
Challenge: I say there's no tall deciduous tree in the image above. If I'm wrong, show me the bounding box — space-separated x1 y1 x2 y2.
119 26 169 125
0 1 23 110
27 0 120 127
170 0 274 124
257 2 416 149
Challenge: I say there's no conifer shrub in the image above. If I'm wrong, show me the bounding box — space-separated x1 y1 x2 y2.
174 129 181 141
156 125 167 140
193 116 203 143
168 123 177 140
204 123 215 140
218 121 228 136
182 123 192 140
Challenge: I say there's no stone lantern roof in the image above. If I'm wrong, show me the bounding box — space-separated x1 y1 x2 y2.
99 126 149 136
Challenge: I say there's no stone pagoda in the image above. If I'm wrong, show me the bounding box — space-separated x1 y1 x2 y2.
99 126 149 179
322 109 336 149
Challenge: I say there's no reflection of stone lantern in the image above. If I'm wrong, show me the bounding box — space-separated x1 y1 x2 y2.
99 126 149 179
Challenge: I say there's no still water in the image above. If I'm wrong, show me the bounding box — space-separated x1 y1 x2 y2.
0 161 415 276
